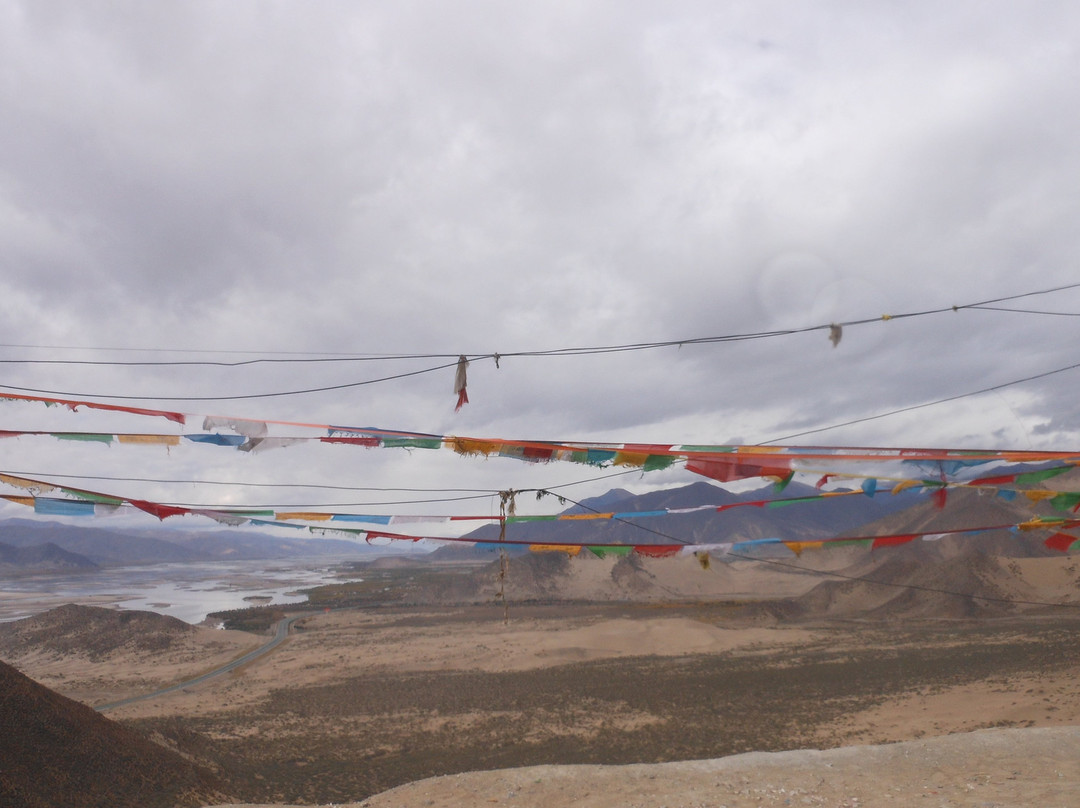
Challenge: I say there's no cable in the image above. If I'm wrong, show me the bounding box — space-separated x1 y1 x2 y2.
0 464 653 505
0 358 461 401
0 281 1076 403
0 355 461 367
158 494 497 508
958 281 1080 308
0 469 498 493
967 305 1080 317
760 359 1080 444
1 281 1077 370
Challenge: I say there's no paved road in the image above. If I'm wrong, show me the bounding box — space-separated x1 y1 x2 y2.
95 614 302 713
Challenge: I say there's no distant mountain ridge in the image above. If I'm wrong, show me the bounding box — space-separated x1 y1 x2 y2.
461 479 928 548
0 540 98 572
0 518 376 566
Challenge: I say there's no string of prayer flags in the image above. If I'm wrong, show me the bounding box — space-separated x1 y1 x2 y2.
3 469 1080 556
6 387 1080 484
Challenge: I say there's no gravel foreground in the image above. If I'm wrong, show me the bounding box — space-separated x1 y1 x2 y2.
211 725 1080 808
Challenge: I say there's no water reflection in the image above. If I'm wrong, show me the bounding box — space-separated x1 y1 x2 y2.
0 559 363 624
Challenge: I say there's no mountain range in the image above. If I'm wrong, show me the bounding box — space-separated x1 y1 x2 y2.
457 479 929 550
0 518 375 570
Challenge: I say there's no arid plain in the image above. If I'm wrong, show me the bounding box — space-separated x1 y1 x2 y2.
4 549 1080 807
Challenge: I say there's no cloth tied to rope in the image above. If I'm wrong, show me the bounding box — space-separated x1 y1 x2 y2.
454 355 469 411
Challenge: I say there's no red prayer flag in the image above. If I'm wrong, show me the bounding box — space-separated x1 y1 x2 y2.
872 534 917 549
633 545 682 558
321 436 380 447
687 457 791 483
130 499 190 520
1045 532 1080 553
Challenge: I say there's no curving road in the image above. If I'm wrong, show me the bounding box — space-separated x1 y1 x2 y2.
95 614 302 713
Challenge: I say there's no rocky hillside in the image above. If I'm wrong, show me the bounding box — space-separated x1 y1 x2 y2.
0 603 197 661
0 540 97 572
0 659 230 808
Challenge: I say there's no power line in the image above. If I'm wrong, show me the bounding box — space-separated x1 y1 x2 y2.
0 469 497 494
0 282 1076 370
968 305 1080 317
158 494 496 508
760 358 1080 444
0 359 461 401
0 465 651 509
2 282 1078 403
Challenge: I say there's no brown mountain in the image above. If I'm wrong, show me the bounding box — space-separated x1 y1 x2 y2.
0 659 230 808
786 546 1030 619
778 481 1076 619
456 479 926 551
0 604 197 662
0 540 97 572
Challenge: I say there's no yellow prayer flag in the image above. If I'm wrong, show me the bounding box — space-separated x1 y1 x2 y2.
0 474 55 493
1024 490 1058 504
450 437 502 457
117 434 182 446
784 541 824 556
529 544 582 556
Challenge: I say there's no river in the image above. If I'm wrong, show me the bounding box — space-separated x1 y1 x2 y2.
0 558 364 624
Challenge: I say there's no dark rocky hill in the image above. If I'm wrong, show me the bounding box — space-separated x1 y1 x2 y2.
0 540 97 572
0 604 196 661
786 543 1037 619
0 659 230 808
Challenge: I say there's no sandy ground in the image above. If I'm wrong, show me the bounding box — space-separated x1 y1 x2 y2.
1 622 263 706
204 727 1080 808
9 605 1080 806
7 551 1080 807
176 607 1080 807
93 608 825 720
357 726 1080 807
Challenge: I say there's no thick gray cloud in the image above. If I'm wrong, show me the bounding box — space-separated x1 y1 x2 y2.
2 0 1080 523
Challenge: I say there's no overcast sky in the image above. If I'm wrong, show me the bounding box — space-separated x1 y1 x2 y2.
2 1 1080 526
